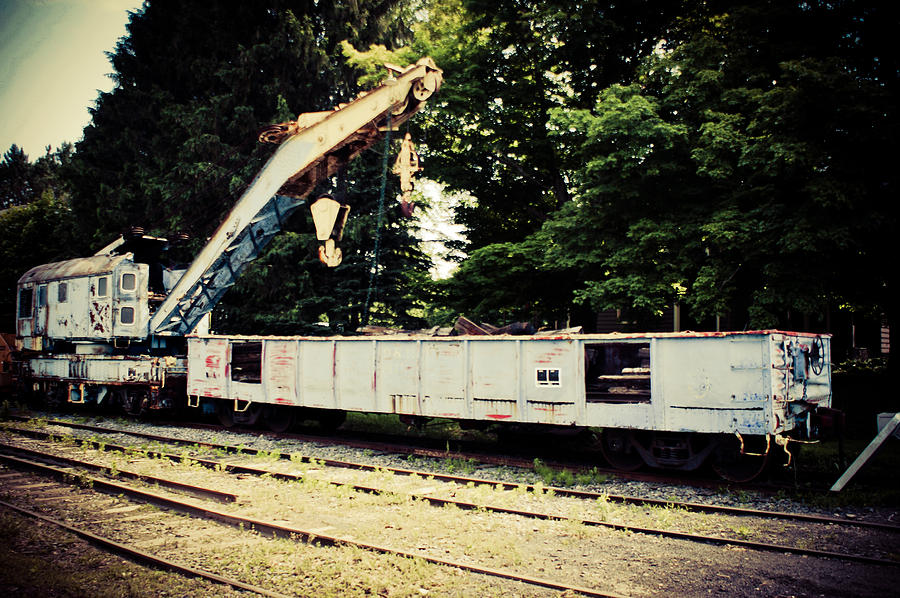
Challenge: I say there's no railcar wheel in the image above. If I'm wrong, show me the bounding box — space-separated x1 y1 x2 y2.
712 434 771 483
600 429 644 471
263 405 294 433
121 390 148 416
316 409 346 431
217 402 235 428
45 382 67 411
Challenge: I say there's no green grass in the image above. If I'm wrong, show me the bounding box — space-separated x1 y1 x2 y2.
533 459 608 487
342 412 497 444
791 435 900 507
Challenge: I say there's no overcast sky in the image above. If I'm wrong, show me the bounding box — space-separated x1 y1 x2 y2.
0 0 143 158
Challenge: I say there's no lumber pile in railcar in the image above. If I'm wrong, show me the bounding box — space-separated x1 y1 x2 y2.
356 317 580 337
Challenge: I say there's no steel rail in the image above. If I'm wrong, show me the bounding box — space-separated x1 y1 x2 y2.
0 451 237 505
0 451 624 598
5 429 900 569
10 418 898 533
10 412 755 490
0 440 237 503
159 418 759 490
0 499 292 598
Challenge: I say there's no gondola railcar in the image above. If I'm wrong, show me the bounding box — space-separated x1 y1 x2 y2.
187 330 831 480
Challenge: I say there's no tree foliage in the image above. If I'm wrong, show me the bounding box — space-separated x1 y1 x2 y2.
540 0 897 329
412 0 683 249
0 192 77 325
1 143 74 210
0 144 78 324
427 0 896 335
3 0 895 345
59 0 431 334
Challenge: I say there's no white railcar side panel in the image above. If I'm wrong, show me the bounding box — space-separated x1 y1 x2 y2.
335 340 377 412
654 335 771 434
469 340 519 421
231 380 264 403
264 340 299 406
583 402 654 429
187 332 832 434
187 337 229 398
420 340 467 418
376 340 420 414
521 339 579 425
299 341 337 409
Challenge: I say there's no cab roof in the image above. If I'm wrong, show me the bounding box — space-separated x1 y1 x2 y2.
18 254 132 285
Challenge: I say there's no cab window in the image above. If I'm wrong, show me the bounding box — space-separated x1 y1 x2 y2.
120 306 135 325
97 277 109 297
17 288 33 318
121 273 136 292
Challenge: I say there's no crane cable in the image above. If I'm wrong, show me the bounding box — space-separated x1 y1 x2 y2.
363 111 392 324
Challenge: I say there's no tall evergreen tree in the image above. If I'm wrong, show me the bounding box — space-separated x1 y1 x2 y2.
1 143 73 210
0 143 77 324
66 0 432 333
0 145 33 209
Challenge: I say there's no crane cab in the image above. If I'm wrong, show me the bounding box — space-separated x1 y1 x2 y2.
17 254 151 351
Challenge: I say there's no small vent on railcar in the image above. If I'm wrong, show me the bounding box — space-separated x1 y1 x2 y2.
230 342 262 383
585 343 650 403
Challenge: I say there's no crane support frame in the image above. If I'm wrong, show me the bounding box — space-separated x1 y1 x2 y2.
149 59 442 336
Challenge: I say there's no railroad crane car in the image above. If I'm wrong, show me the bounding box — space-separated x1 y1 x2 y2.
186 330 831 481
13 58 443 415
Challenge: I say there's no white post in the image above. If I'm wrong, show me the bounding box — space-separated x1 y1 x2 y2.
830 412 900 492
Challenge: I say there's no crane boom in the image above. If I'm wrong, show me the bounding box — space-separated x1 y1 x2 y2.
149 58 442 336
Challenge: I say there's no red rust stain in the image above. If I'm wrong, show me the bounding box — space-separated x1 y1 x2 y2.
486 414 512 420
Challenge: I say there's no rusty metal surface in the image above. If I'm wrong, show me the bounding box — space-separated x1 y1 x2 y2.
17 255 150 343
26 353 183 386
17 254 130 284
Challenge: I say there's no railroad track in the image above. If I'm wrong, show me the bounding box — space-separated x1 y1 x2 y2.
157 416 799 490
5 416 894 530
0 438 624 597
0 499 289 598
9 412 791 492
3 423 898 570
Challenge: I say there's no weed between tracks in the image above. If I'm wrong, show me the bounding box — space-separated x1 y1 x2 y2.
533 458 608 487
